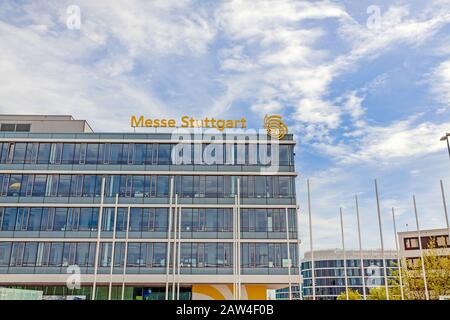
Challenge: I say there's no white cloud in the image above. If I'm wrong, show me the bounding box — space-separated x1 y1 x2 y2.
357 119 448 161
295 98 340 128
342 91 365 120
214 1 450 150
81 1 215 58
431 59 450 109
214 0 350 134
0 1 218 131
298 151 450 252
1 0 450 253
338 6 450 63
250 101 283 115
219 46 255 72
311 115 450 164
216 0 349 41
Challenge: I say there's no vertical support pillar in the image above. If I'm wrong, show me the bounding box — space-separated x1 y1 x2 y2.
121 206 131 300
165 178 174 300
177 200 182 300
285 208 292 300
108 194 119 300
237 177 241 300
172 194 178 300
92 177 105 300
233 194 237 300
296 205 302 300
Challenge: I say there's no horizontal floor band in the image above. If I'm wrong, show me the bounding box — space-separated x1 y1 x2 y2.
0 238 300 243
0 138 296 144
0 203 298 208
0 170 297 176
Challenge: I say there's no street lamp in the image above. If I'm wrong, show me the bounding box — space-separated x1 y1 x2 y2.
440 133 450 159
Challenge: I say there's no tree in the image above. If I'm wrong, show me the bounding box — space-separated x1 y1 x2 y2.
368 240 450 300
367 286 403 300
336 289 362 300
400 241 450 300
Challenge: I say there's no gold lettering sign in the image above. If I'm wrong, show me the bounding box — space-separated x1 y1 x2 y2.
131 115 247 131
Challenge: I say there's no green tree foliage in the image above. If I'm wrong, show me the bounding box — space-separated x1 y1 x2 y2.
367 286 388 300
336 289 362 300
367 239 450 300
400 241 450 300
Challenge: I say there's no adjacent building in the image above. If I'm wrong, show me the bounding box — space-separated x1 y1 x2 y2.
398 228 450 268
0 115 300 300
300 249 397 300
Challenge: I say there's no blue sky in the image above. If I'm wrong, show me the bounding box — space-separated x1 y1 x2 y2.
1 0 450 253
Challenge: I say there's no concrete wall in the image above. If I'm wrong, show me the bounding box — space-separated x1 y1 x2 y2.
0 115 93 133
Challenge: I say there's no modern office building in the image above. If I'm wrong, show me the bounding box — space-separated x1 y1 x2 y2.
300 249 397 300
0 114 300 300
273 285 301 300
398 228 450 268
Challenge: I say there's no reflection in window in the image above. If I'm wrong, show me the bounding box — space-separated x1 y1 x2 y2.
0 242 12 266
61 143 75 164
110 144 123 164
37 143 51 164
99 243 113 267
156 176 169 197
0 174 295 199
157 144 171 165
85 144 99 164
12 143 27 164
179 243 232 268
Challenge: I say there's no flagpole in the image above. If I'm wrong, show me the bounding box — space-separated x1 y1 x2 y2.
412 195 430 300
439 180 450 244
307 179 315 300
374 179 389 300
355 195 367 300
391 208 404 300
340 208 349 300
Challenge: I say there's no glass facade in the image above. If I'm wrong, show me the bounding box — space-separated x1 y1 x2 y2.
0 174 295 199
300 256 398 300
1 285 192 300
0 207 296 237
0 142 294 166
0 130 299 300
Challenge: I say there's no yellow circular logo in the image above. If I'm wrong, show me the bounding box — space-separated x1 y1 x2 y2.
264 115 288 139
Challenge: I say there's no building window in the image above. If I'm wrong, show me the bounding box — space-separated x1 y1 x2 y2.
99 243 113 267
0 123 31 132
405 237 420 250
0 142 295 166
16 124 31 132
0 242 12 266
437 235 449 247
61 143 75 164
12 143 27 164
48 243 63 267
157 144 171 165
0 124 16 132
